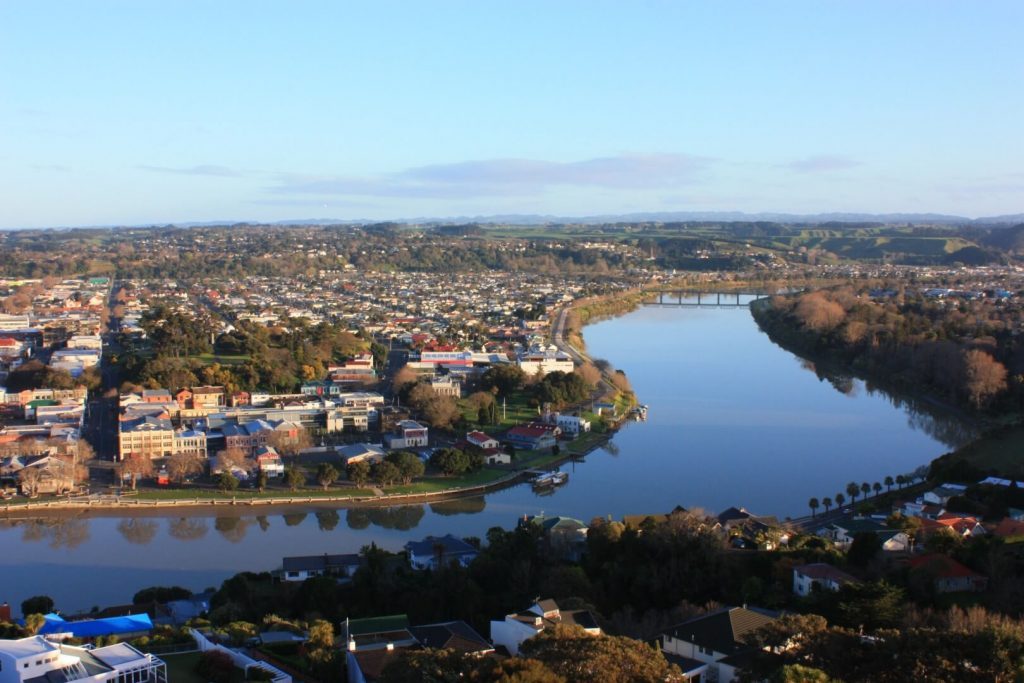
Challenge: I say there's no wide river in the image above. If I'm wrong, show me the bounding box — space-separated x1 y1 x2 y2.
0 300 973 614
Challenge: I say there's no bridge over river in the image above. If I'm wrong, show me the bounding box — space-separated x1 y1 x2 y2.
651 291 766 308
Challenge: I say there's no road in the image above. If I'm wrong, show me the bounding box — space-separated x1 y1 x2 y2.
550 305 617 400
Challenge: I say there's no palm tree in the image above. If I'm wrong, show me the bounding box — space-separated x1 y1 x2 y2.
861 482 871 500
846 482 860 505
835 492 846 509
896 474 906 489
884 475 894 492
873 482 882 497
809 497 819 518
822 496 833 514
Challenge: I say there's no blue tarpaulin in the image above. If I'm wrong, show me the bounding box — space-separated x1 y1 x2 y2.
37 612 153 637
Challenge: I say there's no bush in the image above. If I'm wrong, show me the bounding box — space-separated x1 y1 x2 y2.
195 650 237 683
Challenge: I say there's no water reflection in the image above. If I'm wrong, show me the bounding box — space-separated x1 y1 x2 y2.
117 518 158 545
315 509 340 531
214 516 251 543
256 515 270 532
17 518 90 549
168 517 208 541
345 505 425 531
429 496 486 516
283 512 307 527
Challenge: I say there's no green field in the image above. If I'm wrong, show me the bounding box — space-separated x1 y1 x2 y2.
940 426 1024 479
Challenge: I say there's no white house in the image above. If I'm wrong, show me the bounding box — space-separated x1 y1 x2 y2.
554 413 591 436
465 431 500 450
490 599 601 656
792 563 858 597
281 553 364 582
338 443 387 466
383 421 428 449
0 636 166 683
516 345 574 377
255 446 285 477
404 534 478 570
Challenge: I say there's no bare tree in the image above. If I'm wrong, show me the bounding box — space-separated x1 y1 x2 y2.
118 454 154 490
166 452 204 483
962 349 1007 408
18 467 43 497
217 447 250 475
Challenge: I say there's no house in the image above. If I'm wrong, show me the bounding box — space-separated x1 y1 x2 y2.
792 563 858 597
408 621 493 656
553 413 591 436
923 484 968 507
255 445 285 477
404 534 478 570
661 606 780 683
518 514 589 562
908 554 989 593
345 616 491 683
0 636 166 683
490 599 602 656
503 423 559 451
818 517 909 551
383 421 428 450
338 443 386 466
281 553 365 581
465 431 500 450
190 385 225 409
428 376 461 398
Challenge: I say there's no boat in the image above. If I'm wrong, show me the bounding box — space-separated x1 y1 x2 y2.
532 471 569 488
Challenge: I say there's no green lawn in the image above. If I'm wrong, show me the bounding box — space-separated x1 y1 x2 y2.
129 486 377 501
162 653 208 683
190 352 252 366
388 467 509 494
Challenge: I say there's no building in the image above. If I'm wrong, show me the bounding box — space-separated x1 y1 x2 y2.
428 376 461 398
661 606 779 683
281 553 364 582
907 554 989 593
553 413 591 436
118 415 175 460
490 599 602 656
254 445 285 477
516 345 574 377
404 534 478 570
465 431 500 450
792 563 858 597
817 518 909 551
338 443 387 466
0 636 166 683
383 421 428 450
503 423 559 451
190 386 225 410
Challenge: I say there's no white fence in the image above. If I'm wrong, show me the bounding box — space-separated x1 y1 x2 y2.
189 628 291 683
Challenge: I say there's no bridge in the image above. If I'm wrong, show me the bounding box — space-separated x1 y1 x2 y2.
651 292 766 308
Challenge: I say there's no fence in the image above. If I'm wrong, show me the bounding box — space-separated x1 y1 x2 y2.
190 628 291 683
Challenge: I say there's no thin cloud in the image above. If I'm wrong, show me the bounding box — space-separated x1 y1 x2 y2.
786 155 861 173
138 164 244 177
268 153 714 200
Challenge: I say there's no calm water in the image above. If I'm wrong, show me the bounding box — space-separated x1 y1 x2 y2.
0 302 971 614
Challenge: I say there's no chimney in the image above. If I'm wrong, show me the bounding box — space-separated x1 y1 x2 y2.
0 602 10 623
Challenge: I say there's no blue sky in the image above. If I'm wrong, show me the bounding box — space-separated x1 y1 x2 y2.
1 1 1022 228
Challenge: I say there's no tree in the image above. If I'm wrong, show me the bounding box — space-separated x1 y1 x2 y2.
392 366 419 395
895 474 906 489
195 650 235 683
347 460 371 488
316 463 339 491
519 625 684 683
256 470 268 493
884 475 894 492
217 472 239 492
216 447 249 475
18 467 43 497
386 451 425 484
21 595 54 618
847 531 882 567
575 362 602 388
118 454 154 490
872 482 882 497
846 482 860 505
822 496 832 514
793 291 846 332
481 364 526 395
166 452 203 483
285 465 305 491
808 497 819 518
373 461 401 487
430 448 470 476
962 349 1007 408
267 426 313 457
860 482 870 499
407 383 461 428
834 493 845 509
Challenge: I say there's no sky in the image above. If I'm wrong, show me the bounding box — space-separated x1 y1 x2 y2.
1 1 1022 228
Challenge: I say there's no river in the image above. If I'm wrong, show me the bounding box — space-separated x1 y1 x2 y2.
0 300 973 615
